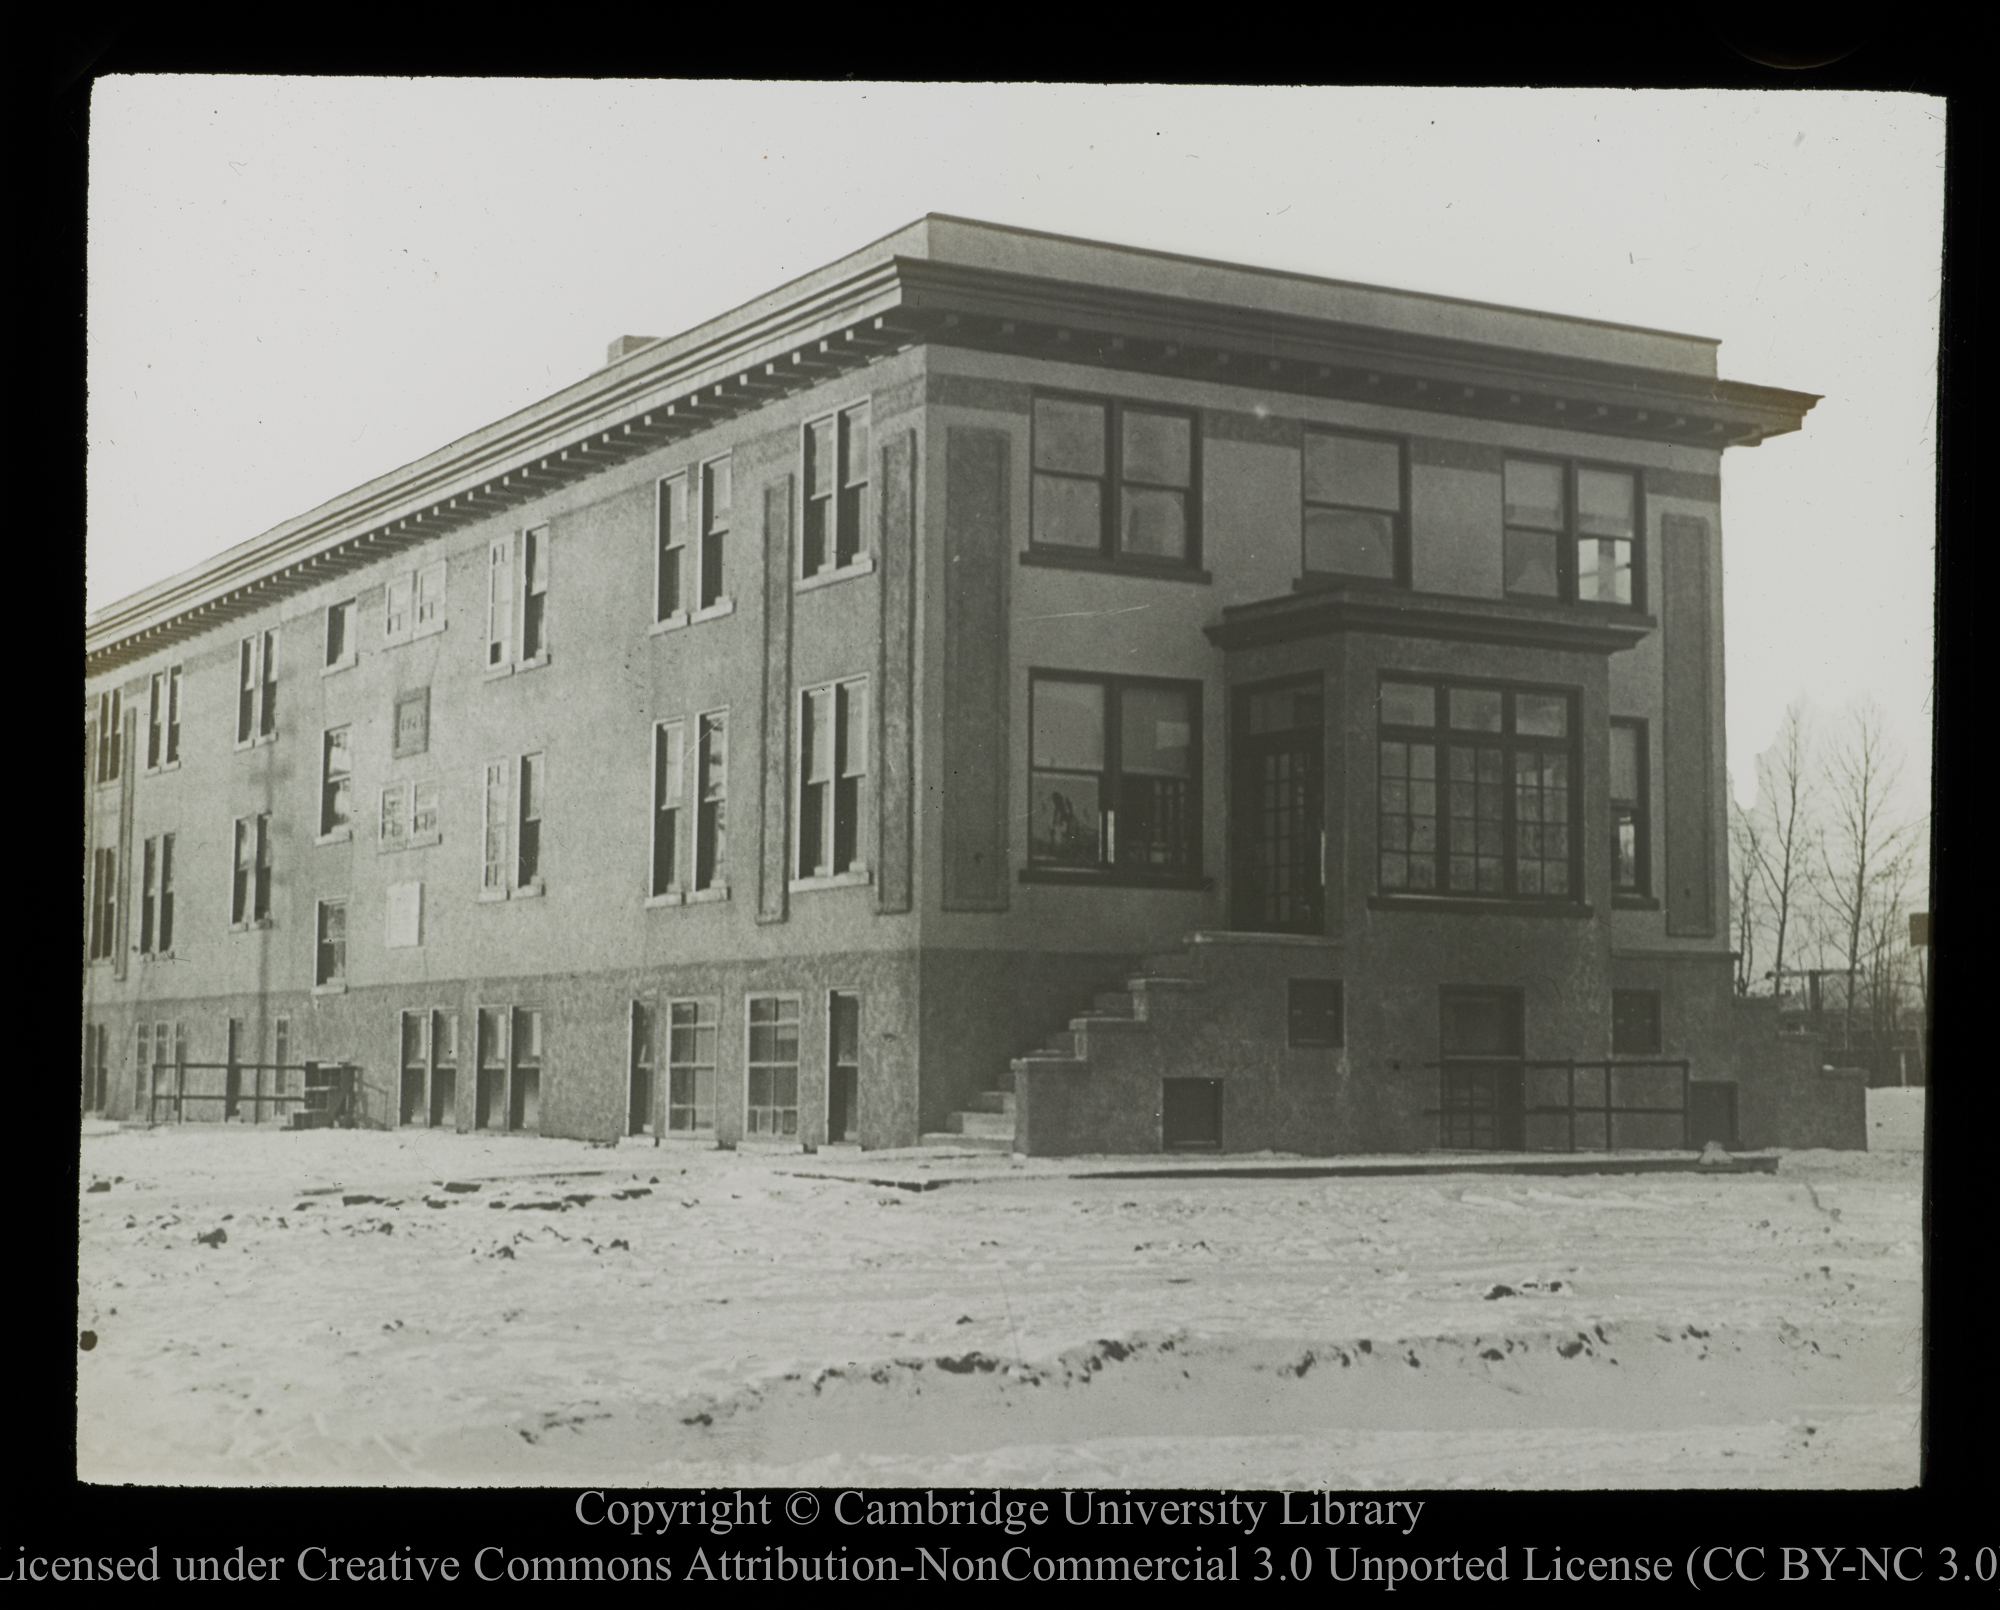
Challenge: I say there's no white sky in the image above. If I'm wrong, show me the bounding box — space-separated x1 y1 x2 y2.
86 81 1942 818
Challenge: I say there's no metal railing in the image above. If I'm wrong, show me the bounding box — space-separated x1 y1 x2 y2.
1423 1058 1692 1152
145 1061 361 1127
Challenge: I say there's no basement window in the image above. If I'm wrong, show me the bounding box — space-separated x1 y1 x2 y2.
1287 979 1345 1048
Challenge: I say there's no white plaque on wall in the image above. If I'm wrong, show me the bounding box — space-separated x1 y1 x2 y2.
385 881 422 949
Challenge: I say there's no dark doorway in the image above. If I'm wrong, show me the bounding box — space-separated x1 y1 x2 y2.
1687 1082 1738 1150
1161 1078 1223 1151
828 991 860 1143
1230 680 1324 933
1439 988 1525 1149
225 1019 245 1121
629 1002 655 1137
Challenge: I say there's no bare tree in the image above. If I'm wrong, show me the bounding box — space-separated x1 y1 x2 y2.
1818 698 1915 1054
1726 783 1761 995
1748 701 1817 1000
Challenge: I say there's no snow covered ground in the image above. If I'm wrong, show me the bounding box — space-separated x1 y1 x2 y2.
76 1092 1923 1489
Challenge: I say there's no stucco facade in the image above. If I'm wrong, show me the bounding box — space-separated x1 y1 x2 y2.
83 216 1856 1154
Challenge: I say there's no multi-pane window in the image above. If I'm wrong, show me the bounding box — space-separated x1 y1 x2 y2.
797 679 868 879
1028 674 1199 874
802 404 870 577
651 720 684 897
139 834 174 955
699 459 731 610
480 755 542 894
232 814 272 925
694 713 727 893
1610 719 1649 896
93 691 122 783
1611 989 1663 1055
487 531 550 668
1377 679 1578 900
656 474 687 622
746 996 800 1137
522 528 549 661
1503 459 1641 607
486 537 515 669
379 779 440 851
1031 395 1198 565
414 561 446 635
386 562 447 646
320 726 353 836
1302 432 1404 582
667 999 717 1133
237 631 278 743
146 667 182 769
476 1007 508 1129
315 898 347 987
87 848 117 961
325 599 356 668
510 1008 543 1131
1287 979 1345 1048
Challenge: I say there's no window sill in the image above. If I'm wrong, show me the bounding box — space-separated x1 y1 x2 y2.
144 761 182 777
645 890 686 908
509 881 547 901
1019 867 1211 891
515 654 551 675
797 555 875 594
384 628 414 649
315 828 354 847
789 869 872 893
484 662 516 681
138 950 179 963
1367 895 1595 919
689 598 735 625
1019 549 1211 584
649 611 691 636
413 620 447 641
479 888 510 904
230 918 276 933
1613 893 1661 911
321 657 358 677
1502 590 1649 618
378 832 442 854
687 885 730 905
313 982 348 997
235 735 279 751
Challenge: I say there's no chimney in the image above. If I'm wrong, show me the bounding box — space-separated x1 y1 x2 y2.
604 334 660 368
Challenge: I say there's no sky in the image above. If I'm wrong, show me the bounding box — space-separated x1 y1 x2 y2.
85 81 1942 821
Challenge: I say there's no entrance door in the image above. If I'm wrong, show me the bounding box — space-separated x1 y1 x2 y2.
1439 988 1525 1150
827 991 860 1143
1230 680 1324 933
1687 1082 1738 1149
1162 1078 1223 1151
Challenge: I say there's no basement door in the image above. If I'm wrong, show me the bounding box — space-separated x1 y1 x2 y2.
1230 680 1324 934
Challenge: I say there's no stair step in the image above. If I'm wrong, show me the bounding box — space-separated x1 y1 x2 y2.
946 1110 1016 1139
1093 991 1139 1014
1071 1012 1148 1032
917 1131 1015 1153
1012 1054 1087 1075
967 1090 1017 1115
1128 975 1201 993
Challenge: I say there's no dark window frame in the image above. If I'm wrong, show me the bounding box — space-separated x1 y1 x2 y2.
1376 674 1582 903
1287 978 1345 1048
1300 428 1410 588
1026 669 1204 884
1502 454 1645 611
1029 391 1203 571
1610 717 1651 898
801 402 872 579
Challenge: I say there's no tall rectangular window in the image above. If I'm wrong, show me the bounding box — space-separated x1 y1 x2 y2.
695 712 727 892
797 679 868 879
1377 678 1578 901
135 1022 151 1110
629 1002 655 1137
521 527 549 661
476 1007 507 1130
414 561 447 635
746 996 800 1137
486 536 514 669
652 719 684 897
232 813 272 924
237 631 278 742
802 404 871 577
482 761 509 894
165 666 181 764
1031 394 1198 566
1028 674 1199 876
509 1008 542 1131
656 474 687 621
480 757 541 894
699 459 730 610
158 833 176 950
1303 431 1403 582
828 990 860 1144
325 599 356 668
95 691 122 782
315 898 347 986
140 837 158 954
386 573 414 643
320 726 353 836
1610 719 1649 896
517 752 543 888
667 999 716 1133
88 848 117 960
1504 459 1641 607
147 668 182 768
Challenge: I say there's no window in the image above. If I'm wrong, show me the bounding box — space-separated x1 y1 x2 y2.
1503 459 1641 607
1610 719 1649 897
828 991 860 1143
1031 394 1198 566
87 848 117 961
651 720 684 899
320 726 354 837
802 404 870 578
521 527 549 661
393 688 430 758
232 814 272 925
746 996 800 1137
667 999 717 1133
146 667 182 769
134 1022 150 1109
476 1008 507 1130
1303 431 1404 582
237 631 278 744
797 679 868 881
480 755 542 895
699 458 731 611
656 474 687 623
1377 678 1578 901
386 561 447 646
509 1008 542 1131
694 712 727 894
629 1002 656 1137
325 599 357 669
1287 979 1345 1048
139 835 176 956
1612 989 1662 1055
379 779 440 851
1028 674 1199 876
1438 987 1525 1150
94 691 121 783
486 536 514 669
315 898 347 988
487 533 550 670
